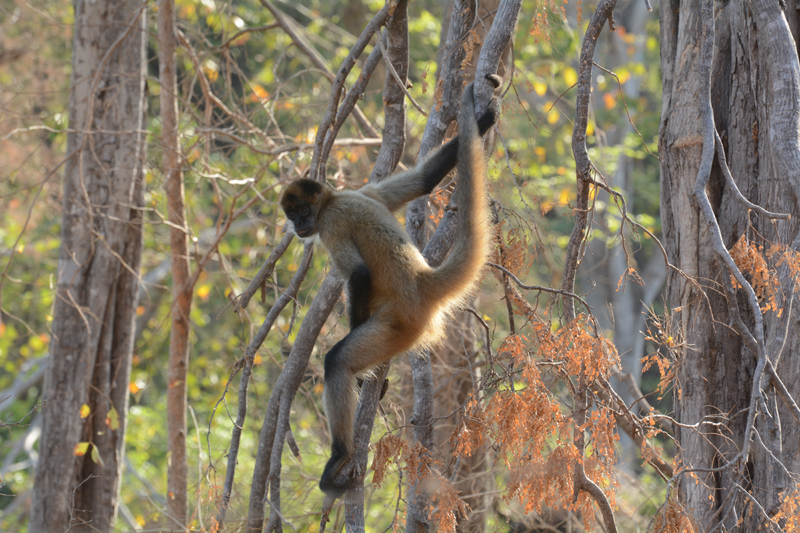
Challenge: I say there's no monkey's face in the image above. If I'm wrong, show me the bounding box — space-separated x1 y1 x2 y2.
285 203 317 238
281 179 324 239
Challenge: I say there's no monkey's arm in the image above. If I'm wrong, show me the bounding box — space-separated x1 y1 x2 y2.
361 105 498 212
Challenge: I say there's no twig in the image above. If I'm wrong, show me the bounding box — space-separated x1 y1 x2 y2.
215 23 279 50
378 30 427 117
234 231 294 312
487 262 593 314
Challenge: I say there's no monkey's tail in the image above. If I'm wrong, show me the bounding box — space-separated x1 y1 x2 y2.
423 76 498 307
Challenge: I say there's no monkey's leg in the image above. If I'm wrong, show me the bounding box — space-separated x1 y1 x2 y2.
350 265 389 400
319 312 419 497
347 263 372 328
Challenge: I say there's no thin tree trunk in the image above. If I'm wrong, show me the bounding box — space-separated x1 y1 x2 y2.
159 0 191 526
28 0 147 530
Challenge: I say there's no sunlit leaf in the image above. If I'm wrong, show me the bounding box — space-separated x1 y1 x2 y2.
563 66 578 86
106 406 120 430
74 442 90 456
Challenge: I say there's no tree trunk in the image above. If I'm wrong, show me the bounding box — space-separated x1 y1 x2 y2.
159 0 191 526
660 1 800 529
28 0 146 530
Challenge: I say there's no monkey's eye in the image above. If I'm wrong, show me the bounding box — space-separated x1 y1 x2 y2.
299 206 310 216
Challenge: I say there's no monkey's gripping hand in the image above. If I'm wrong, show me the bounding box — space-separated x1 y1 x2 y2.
478 73 502 128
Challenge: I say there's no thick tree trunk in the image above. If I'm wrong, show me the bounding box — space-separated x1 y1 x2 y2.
28 0 146 531
660 1 800 529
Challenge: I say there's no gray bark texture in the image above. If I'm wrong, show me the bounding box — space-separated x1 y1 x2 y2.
28 0 147 531
660 1 800 529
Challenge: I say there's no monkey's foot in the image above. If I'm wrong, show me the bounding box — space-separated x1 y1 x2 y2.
319 453 355 498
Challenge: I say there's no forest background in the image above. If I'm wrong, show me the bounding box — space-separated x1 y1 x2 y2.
2 0 799 532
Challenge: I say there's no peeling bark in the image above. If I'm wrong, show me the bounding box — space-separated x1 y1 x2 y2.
28 0 147 530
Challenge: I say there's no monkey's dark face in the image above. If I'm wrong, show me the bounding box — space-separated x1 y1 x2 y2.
281 179 325 239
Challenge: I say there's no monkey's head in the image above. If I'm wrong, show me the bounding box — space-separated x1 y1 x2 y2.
280 178 330 239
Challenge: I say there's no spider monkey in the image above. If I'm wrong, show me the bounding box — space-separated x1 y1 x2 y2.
280 75 500 497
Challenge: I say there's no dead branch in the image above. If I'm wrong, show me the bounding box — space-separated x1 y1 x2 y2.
563 1 621 532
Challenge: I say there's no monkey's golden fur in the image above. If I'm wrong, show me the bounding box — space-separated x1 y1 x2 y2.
280 76 498 496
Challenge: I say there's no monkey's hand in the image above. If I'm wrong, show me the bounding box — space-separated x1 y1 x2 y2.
476 74 502 137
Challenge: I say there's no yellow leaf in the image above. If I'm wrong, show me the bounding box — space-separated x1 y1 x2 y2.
249 84 270 103
80 404 91 419
253 354 263 365
533 80 547 96
534 146 546 163
563 67 578 86
603 92 616 110
130 382 140 394
197 284 211 300
28 336 45 351
106 406 120 430
547 109 559 124
559 187 571 205
74 442 90 456
586 120 595 136
203 59 219 82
